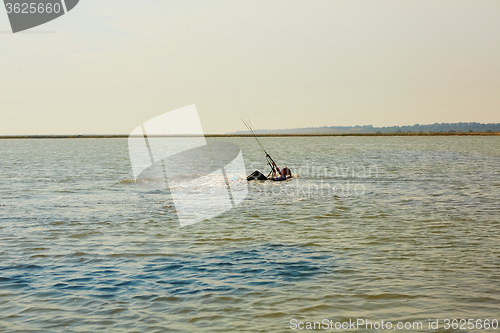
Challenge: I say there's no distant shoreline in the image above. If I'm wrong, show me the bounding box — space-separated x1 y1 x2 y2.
0 132 499 139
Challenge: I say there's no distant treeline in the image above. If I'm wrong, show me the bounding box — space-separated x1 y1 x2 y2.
1 123 499 139
371 122 500 133
233 122 500 135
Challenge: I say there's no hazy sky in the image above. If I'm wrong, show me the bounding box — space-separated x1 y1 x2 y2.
1 0 499 135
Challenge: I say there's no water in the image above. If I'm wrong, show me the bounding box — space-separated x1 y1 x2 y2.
0 137 499 332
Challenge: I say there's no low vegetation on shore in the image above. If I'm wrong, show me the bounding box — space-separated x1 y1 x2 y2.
0 132 499 139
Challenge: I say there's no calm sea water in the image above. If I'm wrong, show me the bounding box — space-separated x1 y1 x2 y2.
0 137 499 332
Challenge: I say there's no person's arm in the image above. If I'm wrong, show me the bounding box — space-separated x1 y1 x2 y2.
272 162 281 175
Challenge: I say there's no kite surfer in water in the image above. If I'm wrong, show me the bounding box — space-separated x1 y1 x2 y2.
246 153 292 181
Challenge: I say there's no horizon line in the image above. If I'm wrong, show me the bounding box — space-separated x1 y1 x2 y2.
1 132 499 139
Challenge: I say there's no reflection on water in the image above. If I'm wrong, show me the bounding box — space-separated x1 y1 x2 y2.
0 137 499 332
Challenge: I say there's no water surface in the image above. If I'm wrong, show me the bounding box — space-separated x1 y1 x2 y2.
0 137 499 332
